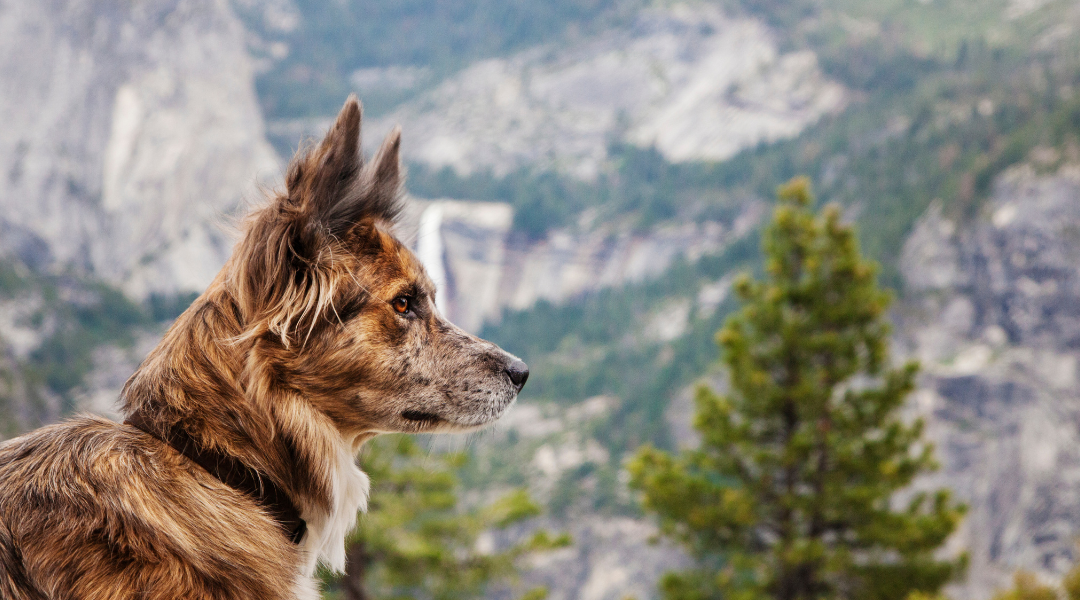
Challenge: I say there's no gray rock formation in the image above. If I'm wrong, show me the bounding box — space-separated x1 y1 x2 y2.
900 164 1080 598
406 199 516 332
0 0 279 298
518 516 688 600
399 197 762 332
361 4 845 178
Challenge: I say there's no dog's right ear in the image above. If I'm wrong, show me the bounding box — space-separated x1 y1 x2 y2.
285 96 364 227
284 96 404 239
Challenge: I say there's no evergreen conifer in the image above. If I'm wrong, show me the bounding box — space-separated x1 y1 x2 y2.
327 435 566 600
629 178 966 600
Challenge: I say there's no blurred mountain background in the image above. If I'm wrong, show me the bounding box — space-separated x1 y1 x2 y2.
3 0 1080 598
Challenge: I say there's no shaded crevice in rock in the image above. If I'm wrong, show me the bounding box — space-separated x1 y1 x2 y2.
900 164 1080 598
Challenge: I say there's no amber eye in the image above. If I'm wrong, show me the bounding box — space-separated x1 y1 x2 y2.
391 297 410 314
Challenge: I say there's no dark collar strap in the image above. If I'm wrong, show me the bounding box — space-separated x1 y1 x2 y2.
124 409 307 545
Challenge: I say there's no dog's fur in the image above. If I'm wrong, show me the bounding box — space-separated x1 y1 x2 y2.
0 97 526 599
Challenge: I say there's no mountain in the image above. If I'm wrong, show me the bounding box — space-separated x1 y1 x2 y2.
266 4 845 180
400 196 761 333
0 0 278 300
445 2 1080 598
369 4 845 178
0 0 279 428
900 164 1080 598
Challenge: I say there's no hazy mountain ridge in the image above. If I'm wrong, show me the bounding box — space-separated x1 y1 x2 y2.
369 4 845 179
401 196 762 333
0 0 278 300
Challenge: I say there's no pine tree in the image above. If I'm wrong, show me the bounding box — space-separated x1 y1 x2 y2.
324 434 567 600
628 178 966 600
991 572 1059 600
990 563 1080 600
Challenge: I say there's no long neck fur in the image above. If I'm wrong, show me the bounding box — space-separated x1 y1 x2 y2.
120 268 369 574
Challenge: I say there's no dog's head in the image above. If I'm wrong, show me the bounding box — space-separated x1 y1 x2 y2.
230 96 526 439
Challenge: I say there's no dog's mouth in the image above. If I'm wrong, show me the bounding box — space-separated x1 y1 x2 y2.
399 387 519 431
401 410 443 424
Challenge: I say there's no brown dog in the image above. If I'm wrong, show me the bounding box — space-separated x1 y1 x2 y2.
0 97 528 599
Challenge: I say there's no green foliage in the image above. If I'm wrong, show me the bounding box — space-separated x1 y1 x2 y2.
990 562 1080 600
628 180 966 600
0 264 200 428
1065 564 1080 600
992 572 1060 600
0 269 158 416
325 435 564 600
26 284 147 401
518 588 550 600
736 0 1020 63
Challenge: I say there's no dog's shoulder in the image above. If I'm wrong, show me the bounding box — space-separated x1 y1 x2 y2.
0 417 307 599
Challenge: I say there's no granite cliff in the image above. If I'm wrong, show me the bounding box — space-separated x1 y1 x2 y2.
271 4 845 180
400 197 761 332
373 4 845 178
0 0 278 299
0 0 279 428
900 163 1080 598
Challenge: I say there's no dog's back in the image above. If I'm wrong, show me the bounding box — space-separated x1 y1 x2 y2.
0 417 302 599
0 518 42 600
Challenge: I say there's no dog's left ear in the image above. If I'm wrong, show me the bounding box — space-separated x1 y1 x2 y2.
285 95 404 234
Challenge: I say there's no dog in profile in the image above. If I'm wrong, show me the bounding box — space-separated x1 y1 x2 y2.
0 96 528 599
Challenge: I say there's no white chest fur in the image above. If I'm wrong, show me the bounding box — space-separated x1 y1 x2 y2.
298 439 371 578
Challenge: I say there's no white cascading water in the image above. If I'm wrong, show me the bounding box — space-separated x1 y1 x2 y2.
416 202 449 316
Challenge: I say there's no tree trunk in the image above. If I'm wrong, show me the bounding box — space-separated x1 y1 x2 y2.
342 540 371 600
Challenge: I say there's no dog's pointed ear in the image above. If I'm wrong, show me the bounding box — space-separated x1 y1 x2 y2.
285 95 363 219
369 125 402 201
324 125 405 233
285 95 404 235
234 96 406 344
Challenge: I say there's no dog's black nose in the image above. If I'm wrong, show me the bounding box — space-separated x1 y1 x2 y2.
506 359 529 391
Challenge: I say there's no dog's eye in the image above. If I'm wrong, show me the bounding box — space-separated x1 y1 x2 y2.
391 297 411 315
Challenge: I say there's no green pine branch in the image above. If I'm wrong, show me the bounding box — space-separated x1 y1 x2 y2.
629 178 966 600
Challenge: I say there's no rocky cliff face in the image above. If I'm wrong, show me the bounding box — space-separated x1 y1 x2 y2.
0 0 278 298
329 4 844 179
400 197 762 332
900 164 1080 598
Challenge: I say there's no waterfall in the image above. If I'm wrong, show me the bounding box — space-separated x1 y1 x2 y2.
416 203 449 316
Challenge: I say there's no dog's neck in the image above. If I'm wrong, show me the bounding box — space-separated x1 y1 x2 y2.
124 406 309 543
121 283 369 574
